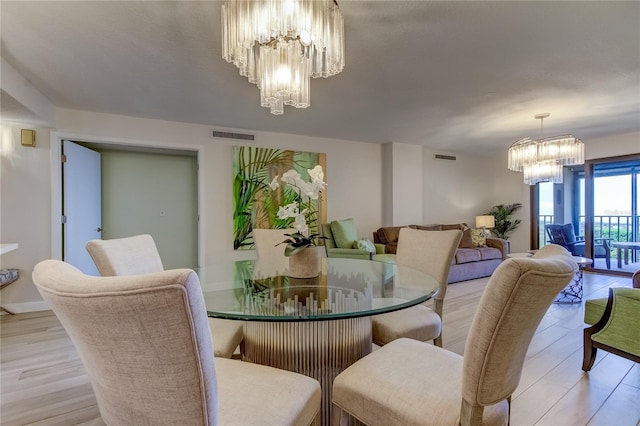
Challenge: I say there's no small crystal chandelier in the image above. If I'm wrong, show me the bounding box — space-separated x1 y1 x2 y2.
508 113 585 185
221 0 345 115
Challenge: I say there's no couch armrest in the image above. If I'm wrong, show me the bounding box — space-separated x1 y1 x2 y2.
373 231 381 244
375 243 386 254
385 242 398 254
326 248 372 260
486 237 508 260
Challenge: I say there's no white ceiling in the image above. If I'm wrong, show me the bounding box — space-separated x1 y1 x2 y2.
1 1 639 155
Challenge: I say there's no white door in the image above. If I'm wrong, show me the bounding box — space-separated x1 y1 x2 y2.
63 140 101 275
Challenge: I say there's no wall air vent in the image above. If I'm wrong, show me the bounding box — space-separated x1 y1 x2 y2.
211 130 255 141
434 153 457 161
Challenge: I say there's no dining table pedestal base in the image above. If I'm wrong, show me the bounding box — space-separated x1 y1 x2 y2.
243 317 372 426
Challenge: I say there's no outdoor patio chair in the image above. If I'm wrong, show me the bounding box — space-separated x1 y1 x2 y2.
545 223 611 269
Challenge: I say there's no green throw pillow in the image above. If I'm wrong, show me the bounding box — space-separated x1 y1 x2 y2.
330 218 358 249
471 228 487 247
353 239 376 254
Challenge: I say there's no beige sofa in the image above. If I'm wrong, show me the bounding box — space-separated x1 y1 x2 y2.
373 223 508 283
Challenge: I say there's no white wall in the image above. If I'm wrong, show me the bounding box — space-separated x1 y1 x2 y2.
418 148 531 253
389 143 423 226
1 58 56 127
488 156 532 254
3 104 637 312
53 109 384 255
0 108 385 311
56 110 382 253
585 132 639 160
0 125 53 312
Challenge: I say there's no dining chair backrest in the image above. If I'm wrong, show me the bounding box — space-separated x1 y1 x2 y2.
32 260 217 425
460 244 576 421
86 234 163 276
396 228 462 306
253 228 296 275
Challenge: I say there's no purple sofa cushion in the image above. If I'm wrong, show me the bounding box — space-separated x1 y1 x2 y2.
477 247 503 261
455 248 482 264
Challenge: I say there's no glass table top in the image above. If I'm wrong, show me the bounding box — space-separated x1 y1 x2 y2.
198 258 439 322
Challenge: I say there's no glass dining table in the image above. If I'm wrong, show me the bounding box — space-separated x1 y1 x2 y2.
198 257 439 425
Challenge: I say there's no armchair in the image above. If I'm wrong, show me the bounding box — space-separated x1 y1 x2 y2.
321 218 384 260
545 223 611 269
582 270 640 371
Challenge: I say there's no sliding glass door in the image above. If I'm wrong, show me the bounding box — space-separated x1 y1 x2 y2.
585 156 640 273
534 154 640 275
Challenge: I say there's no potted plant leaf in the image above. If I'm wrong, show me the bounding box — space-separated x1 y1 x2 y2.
486 203 522 240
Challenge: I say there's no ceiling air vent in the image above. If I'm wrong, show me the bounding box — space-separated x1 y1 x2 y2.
434 153 457 161
211 130 255 141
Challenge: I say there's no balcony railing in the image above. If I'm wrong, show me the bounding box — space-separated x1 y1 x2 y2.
581 215 639 242
539 215 640 264
539 215 638 242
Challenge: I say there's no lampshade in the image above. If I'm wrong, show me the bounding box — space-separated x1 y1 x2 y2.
221 0 345 115
475 215 495 229
507 113 584 185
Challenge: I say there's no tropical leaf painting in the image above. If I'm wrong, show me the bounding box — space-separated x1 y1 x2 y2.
232 146 327 250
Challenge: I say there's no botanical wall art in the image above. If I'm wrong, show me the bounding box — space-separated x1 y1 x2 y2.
232 146 327 250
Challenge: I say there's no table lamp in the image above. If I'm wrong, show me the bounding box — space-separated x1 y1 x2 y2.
475 215 495 238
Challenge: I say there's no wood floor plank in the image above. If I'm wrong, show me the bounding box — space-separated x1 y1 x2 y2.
513 331 584 399
534 355 636 425
621 363 640 389
511 348 592 424
586 383 640 426
27 404 104 426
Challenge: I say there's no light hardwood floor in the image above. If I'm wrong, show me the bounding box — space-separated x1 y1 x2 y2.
1 272 639 425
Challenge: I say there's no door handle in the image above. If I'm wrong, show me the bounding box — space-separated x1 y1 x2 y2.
97 227 103 232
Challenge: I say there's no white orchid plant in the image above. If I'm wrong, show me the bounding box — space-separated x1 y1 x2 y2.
268 165 327 256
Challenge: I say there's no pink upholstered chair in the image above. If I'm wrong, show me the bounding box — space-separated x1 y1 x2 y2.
86 234 243 359
332 245 577 426
33 260 321 425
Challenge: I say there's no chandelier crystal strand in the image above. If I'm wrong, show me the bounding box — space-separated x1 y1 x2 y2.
507 113 585 185
221 0 345 115
523 161 563 185
536 135 585 165
507 138 537 172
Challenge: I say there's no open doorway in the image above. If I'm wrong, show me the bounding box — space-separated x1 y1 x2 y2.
59 139 199 272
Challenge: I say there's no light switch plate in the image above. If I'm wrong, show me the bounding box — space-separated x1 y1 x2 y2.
21 129 36 147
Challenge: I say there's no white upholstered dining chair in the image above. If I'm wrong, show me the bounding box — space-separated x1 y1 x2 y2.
86 234 243 359
332 244 577 426
372 228 462 347
32 260 321 426
253 228 297 276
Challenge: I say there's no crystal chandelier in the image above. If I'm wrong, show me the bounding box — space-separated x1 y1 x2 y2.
221 0 345 115
508 113 584 185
